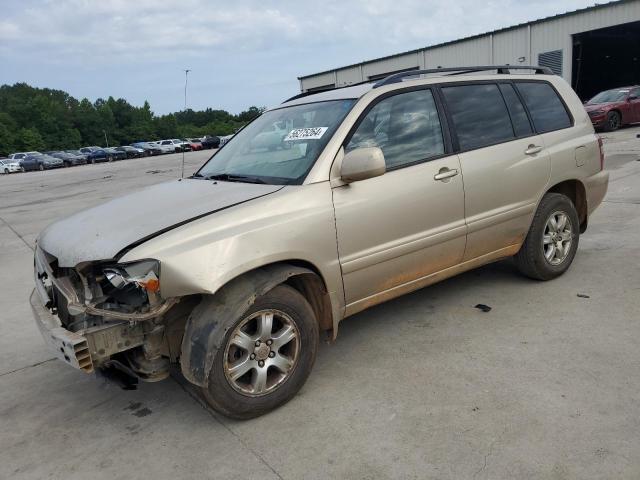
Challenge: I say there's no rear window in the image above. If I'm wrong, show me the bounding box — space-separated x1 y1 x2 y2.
442 83 514 151
515 82 572 133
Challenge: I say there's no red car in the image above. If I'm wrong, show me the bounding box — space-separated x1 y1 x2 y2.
584 86 640 131
186 139 203 151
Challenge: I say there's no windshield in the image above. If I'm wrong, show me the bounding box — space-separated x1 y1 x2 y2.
196 99 355 185
588 89 629 104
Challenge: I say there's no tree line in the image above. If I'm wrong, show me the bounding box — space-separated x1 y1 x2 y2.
0 83 263 155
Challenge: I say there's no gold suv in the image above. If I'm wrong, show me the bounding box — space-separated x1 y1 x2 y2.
31 66 609 418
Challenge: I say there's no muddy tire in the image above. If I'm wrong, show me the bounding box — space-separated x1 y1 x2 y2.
515 193 579 281
200 284 318 419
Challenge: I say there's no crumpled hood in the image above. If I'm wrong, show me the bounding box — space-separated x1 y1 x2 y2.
38 179 282 266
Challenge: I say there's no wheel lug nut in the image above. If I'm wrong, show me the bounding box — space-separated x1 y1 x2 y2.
255 340 261 346
250 353 256 360
258 360 265 367
266 339 273 346
269 351 275 358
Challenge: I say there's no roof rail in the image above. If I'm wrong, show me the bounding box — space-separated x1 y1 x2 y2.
282 79 373 104
373 65 553 88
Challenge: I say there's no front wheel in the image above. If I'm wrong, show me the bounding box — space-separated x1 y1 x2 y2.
200 284 318 419
604 111 621 131
515 193 580 280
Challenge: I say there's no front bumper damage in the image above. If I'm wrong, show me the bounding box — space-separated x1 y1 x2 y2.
31 246 176 378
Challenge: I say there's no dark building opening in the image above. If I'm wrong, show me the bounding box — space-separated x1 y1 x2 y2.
572 20 640 100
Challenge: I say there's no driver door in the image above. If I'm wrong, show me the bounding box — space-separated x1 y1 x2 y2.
332 88 466 314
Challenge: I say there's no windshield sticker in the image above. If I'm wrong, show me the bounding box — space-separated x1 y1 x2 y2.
284 127 328 141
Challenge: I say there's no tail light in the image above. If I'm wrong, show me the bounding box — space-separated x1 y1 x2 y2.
597 136 605 171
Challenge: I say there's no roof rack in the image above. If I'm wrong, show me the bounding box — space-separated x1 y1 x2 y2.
373 65 553 88
282 79 373 104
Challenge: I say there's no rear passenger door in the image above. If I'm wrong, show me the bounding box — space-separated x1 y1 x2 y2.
440 81 551 260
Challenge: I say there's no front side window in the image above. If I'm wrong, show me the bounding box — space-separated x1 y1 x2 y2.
516 82 572 133
442 83 515 151
197 99 355 185
346 89 445 169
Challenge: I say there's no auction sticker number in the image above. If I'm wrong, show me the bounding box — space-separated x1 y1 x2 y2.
284 127 328 141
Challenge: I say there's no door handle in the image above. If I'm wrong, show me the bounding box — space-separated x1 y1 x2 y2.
433 168 459 181
525 145 543 155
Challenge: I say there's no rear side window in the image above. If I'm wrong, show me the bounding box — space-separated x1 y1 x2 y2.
346 89 445 169
442 83 514 151
498 84 533 137
515 82 571 133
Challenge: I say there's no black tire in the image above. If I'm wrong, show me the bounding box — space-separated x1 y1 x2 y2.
4 168 8 174
604 111 621 132
515 193 580 281
200 284 318 419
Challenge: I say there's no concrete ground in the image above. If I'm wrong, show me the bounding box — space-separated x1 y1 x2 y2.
1 131 639 480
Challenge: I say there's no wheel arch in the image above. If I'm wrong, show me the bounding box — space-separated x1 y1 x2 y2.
180 261 334 386
546 179 588 233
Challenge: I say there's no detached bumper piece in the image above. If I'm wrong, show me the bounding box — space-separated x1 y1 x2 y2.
30 289 93 372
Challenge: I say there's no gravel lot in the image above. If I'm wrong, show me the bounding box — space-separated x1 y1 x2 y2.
1 132 639 479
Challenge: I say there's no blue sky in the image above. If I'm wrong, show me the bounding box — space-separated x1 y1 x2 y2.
0 0 596 114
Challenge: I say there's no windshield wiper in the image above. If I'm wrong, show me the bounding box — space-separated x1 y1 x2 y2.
204 173 267 184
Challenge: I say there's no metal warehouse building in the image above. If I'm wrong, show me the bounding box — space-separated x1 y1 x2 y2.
298 0 640 100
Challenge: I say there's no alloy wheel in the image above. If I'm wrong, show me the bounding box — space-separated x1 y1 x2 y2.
542 210 573 266
223 309 300 397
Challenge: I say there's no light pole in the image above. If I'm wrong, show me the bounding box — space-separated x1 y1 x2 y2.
181 69 191 178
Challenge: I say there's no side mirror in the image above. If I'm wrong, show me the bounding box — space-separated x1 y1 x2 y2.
340 147 386 183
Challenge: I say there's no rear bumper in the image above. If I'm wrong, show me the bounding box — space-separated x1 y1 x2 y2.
586 170 609 216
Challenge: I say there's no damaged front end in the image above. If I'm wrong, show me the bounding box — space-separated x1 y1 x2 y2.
31 245 180 382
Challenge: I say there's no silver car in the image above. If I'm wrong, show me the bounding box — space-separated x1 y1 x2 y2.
31 66 608 418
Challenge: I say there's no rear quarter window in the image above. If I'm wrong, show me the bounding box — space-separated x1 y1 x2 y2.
515 82 572 133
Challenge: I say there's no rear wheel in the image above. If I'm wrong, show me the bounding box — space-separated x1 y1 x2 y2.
604 111 621 131
200 284 318 419
515 193 579 280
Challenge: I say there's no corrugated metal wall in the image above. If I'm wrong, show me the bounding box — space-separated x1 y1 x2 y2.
299 0 640 91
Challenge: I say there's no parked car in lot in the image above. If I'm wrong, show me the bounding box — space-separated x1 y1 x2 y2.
0 158 22 173
171 139 191 152
156 140 179 154
79 146 102 155
186 138 203 151
133 142 163 156
30 66 608 419
103 147 127 161
65 150 89 162
21 153 64 171
219 134 234 147
50 151 87 167
86 149 111 163
116 146 145 158
8 151 40 164
584 86 640 131
201 135 220 149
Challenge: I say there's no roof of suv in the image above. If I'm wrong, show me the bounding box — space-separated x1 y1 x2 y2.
279 68 558 110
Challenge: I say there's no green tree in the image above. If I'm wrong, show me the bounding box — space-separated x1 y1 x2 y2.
15 127 45 151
